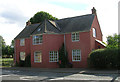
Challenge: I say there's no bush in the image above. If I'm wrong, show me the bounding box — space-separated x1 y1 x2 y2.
19 60 25 67
25 54 31 67
88 48 119 69
15 54 31 67
58 43 70 68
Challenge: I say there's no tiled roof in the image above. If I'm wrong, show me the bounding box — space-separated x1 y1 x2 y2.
14 23 40 39
15 14 95 39
56 14 95 33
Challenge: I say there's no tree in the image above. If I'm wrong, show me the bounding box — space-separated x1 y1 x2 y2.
107 34 120 48
0 36 14 58
0 35 6 57
30 11 58 24
10 40 14 48
0 36 2 56
58 43 72 68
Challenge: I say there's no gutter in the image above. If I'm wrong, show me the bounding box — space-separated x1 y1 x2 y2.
64 34 66 56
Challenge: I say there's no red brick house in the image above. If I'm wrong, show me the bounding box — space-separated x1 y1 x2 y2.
14 7 105 68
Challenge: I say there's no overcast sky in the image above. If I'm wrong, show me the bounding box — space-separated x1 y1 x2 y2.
0 0 119 45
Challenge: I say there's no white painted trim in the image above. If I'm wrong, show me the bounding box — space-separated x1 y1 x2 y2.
32 35 43 45
20 38 25 46
72 49 81 62
49 51 58 62
20 52 25 61
71 32 80 42
92 28 96 38
34 51 42 63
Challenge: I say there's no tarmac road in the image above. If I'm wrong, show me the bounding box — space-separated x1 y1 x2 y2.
1 67 120 82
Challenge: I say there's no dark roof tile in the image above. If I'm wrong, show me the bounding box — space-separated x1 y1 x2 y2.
14 23 40 39
15 14 95 39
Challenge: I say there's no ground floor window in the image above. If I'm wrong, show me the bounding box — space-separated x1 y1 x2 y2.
34 51 42 63
72 49 81 61
20 52 25 61
49 51 58 62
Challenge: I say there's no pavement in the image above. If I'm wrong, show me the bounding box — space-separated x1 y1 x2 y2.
1 67 120 74
1 67 120 82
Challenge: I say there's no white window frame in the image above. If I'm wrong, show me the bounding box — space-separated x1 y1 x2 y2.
34 51 42 63
49 51 58 62
20 39 25 46
93 28 96 37
20 52 25 61
72 49 81 61
33 35 43 45
71 32 79 42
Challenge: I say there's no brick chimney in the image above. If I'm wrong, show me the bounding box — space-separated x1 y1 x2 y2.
26 20 31 26
91 7 97 15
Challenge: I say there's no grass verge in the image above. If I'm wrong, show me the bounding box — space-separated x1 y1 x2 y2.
0 58 13 67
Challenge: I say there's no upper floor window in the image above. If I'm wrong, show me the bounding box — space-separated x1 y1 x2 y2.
93 28 96 37
20 52 25 61
49 51 58 62
33 35 43 45
72 49 81 61
20 39 25 46
71 32 79 42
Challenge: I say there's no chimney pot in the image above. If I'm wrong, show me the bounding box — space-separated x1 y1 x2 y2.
26 20 31 26
92 7 97 15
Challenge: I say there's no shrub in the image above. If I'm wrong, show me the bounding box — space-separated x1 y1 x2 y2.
15 54 31 67
19 60 25 67
58 43 70 68
15 61 19 67
25 54 31 67
88 48 119 69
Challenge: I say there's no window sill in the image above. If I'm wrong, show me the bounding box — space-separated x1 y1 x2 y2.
72 40 79 42
34 62 42 63
72 60 81 62
49 61 58 62
33 43 42 45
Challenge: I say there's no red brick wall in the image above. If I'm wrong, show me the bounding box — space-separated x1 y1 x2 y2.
90 15 103 50
31 34 64 68
14 15 104 68
15 38 30 63
65 32 91 68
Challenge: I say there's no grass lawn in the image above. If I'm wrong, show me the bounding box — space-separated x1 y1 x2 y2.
0 58 13 67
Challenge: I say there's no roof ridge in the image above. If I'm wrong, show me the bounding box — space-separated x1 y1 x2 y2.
57 14 94 21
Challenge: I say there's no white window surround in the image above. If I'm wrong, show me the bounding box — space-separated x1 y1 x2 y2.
71 32 79 42
34 51 42 63
93 28 96 38
33 35 43 45
20 52 25 61
72 49 81 61
20 39 25 46
49 51 58 62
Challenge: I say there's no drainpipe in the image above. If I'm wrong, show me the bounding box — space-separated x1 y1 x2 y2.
14 40 16 64
64 34 66 56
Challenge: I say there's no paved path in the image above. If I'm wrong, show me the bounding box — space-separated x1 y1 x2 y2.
1 67 120 82
2 67 120 74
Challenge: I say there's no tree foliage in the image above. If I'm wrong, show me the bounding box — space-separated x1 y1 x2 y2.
30 11 58 24
0 35 14 58
107 34 120 49
58 43 72 68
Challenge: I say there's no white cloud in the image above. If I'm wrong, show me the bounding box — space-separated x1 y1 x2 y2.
0 0 119 45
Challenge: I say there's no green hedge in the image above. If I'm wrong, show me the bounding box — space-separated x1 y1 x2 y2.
88 48 120 69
